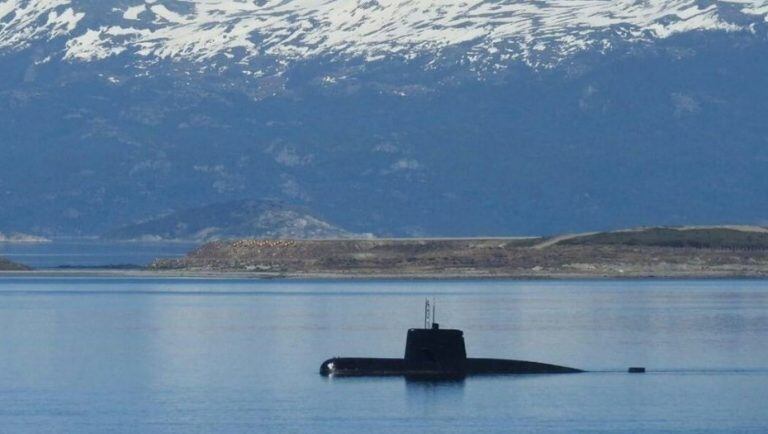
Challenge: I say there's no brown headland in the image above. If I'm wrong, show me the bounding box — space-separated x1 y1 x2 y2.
148 226 768 279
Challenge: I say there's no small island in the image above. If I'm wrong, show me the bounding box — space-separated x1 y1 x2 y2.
149 226 768 279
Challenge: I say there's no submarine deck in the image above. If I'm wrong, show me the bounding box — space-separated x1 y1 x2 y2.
320 357 583 377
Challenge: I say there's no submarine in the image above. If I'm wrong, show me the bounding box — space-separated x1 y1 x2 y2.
320 300 584 378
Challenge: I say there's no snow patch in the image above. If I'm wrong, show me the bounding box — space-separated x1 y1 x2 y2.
1 1 768 68
123 5 146 21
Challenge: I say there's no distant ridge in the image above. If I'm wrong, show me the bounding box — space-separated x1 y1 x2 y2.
0 256 30 271
103 199 372 242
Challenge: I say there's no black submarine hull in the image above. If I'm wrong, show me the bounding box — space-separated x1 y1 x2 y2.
321 325 584 378
320 357 582 378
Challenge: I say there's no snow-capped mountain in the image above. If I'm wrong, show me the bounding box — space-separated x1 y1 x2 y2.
2 1 768 238
2 0 768 69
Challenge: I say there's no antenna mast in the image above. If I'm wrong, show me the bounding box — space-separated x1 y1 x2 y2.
424 298 438 329
432 298 436 326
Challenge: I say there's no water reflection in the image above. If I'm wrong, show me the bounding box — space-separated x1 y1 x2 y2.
405 378 465 410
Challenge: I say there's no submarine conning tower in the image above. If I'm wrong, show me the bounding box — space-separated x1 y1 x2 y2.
404 323 467 367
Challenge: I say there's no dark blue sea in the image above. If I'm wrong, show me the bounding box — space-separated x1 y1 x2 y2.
0 278 767 433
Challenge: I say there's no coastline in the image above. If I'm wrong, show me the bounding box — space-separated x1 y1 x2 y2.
7 229 768 281
3 268 768 280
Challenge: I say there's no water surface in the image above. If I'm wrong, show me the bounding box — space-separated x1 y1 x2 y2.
0 279 766 433
0 240 197 268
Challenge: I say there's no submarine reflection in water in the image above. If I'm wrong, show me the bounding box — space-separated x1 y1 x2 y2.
320 301 582 379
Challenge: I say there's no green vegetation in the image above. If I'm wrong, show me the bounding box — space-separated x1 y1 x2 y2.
560 228 768 250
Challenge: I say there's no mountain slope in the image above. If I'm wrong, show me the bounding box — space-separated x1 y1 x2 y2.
0 256 30 271
2 2 768 237
556 226 768 249
103 200 368 241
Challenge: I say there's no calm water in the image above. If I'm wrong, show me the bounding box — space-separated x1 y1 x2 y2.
0 278 767 433
0 240 198 268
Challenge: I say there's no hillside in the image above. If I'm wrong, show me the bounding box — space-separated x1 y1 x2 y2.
103 199 370 241
2 2 768 237
150 226 768 278
558 227 768 249
0 256 30 271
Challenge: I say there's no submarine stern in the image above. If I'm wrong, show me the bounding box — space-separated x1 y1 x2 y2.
466 358 583 374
